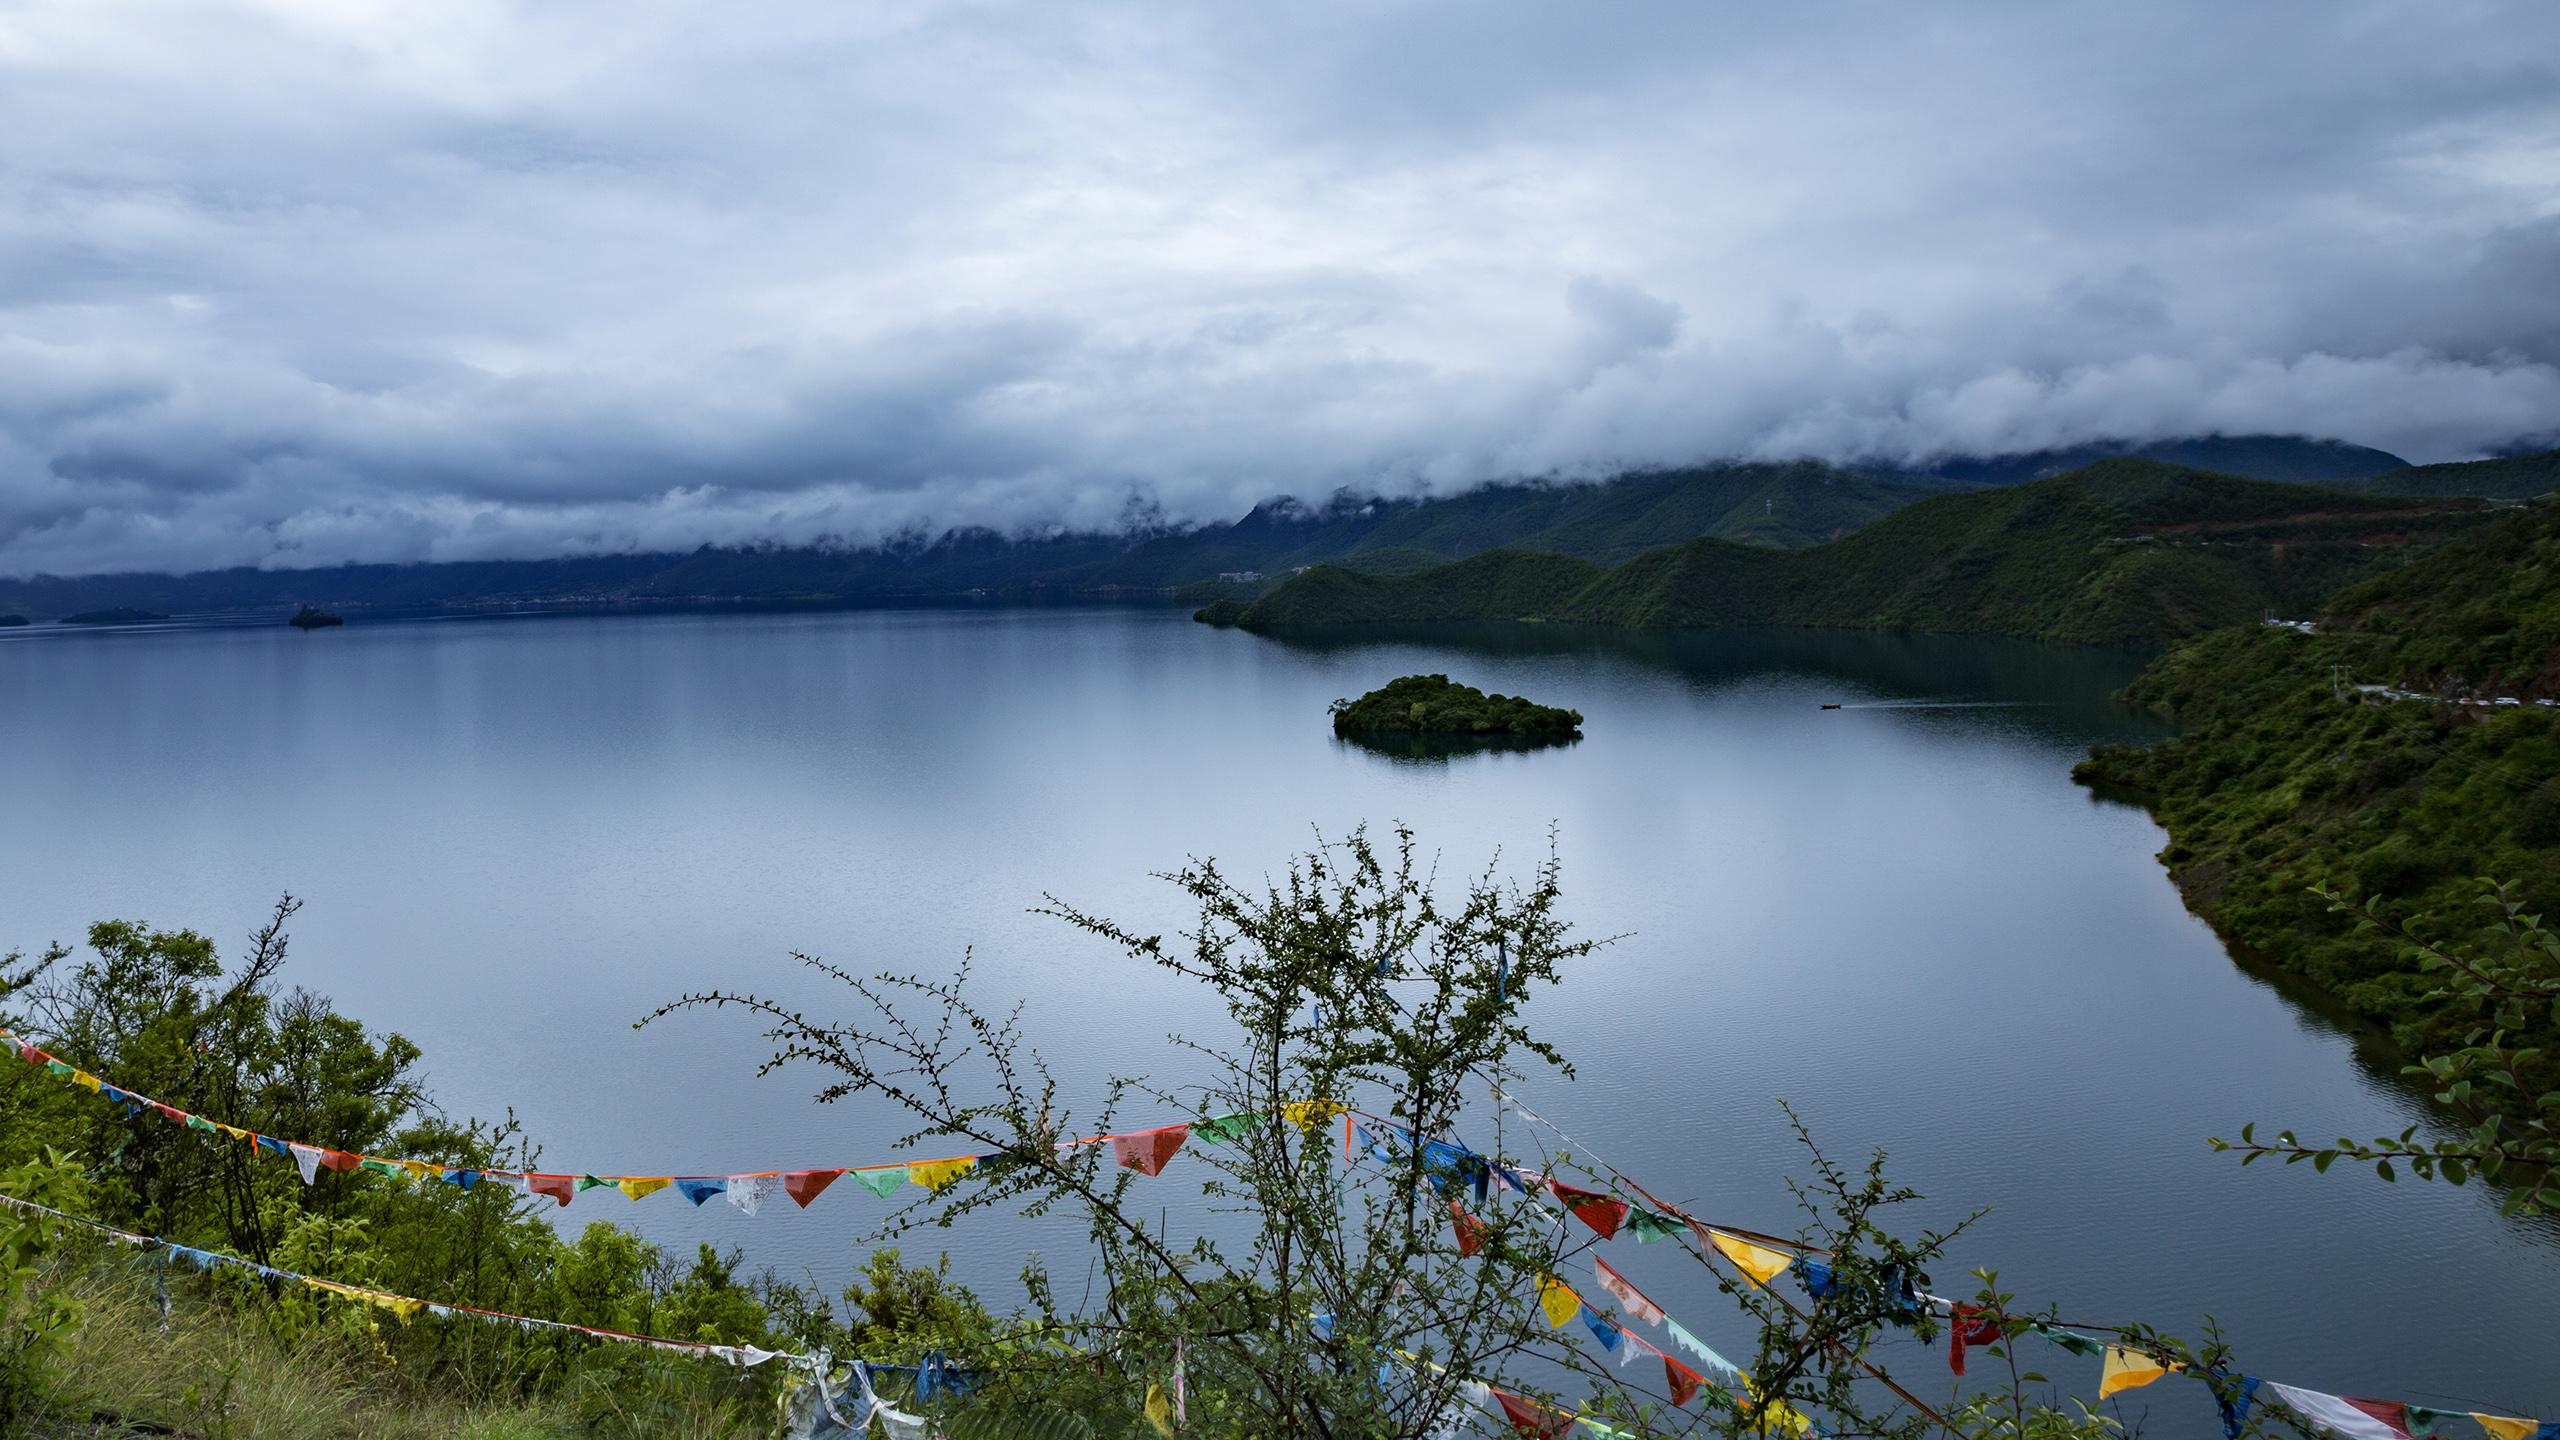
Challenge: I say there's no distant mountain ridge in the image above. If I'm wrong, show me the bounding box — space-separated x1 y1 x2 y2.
10 433 2535 622
1216 459 2508 645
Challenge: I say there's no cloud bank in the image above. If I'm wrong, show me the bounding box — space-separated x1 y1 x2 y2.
3 0 2557 576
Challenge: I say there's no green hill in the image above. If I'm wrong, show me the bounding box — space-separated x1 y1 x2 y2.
1228 460 2498 645
1918 433 2410 488
2334 449 2560 501
2075 498 2560 1078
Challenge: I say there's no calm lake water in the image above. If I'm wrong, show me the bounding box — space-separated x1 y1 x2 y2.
3 606 2553 1423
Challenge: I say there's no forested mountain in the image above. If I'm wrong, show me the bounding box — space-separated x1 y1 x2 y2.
1916 434 2409 488
0 434 2476 620
2333 448 2560 501
1217 461 2503 645
2077 498 2560 1072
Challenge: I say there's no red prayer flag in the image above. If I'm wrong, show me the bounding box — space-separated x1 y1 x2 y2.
1450 1200 1485 1257
525 1173 576 1206
1948 1302 2002 1376
2343 1400 2415 1440
1547 1179 1627 1239
320 1149 361 1173
1664 1356 1702 1407
1112 1125 1189 1177
1492 1389 1573 1438
784 1169 845 1207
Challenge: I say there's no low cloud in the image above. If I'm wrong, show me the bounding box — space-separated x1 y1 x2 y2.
3 1 2557 576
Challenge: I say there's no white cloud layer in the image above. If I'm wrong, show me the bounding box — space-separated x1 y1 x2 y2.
3 0 2557 575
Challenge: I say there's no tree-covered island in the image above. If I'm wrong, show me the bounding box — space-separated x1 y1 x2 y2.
1328 673 1583 740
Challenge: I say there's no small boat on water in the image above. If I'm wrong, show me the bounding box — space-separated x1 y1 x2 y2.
1819 703 1842 710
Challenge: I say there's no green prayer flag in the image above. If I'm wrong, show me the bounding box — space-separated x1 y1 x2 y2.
185 1116 216 1132
358 1158 402 1178
44 1060 71 1077
2405 1407 2457 1438
851 1168 906 1198
1192 1112 1263 1144
2032 1323 2103 1358
1624 1209 1684 1243
576 1175 613 1192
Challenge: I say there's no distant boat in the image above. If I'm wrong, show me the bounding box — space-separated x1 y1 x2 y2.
1819 702 1842 710
289 605 345 630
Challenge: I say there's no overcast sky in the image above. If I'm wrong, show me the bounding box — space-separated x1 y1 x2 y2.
3 1 2557 576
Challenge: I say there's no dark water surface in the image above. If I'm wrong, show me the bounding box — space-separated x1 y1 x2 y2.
3 607 2553 1422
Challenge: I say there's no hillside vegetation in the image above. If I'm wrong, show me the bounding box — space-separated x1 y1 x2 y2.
1328 673 1582 740
1228 460 2499 645
2334 450 2560 502
2076 498 2560 1075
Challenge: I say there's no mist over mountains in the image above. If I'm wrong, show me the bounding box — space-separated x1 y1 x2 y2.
7 434 2548 623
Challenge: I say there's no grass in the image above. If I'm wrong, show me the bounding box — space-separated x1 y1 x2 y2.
18 1253 768 1440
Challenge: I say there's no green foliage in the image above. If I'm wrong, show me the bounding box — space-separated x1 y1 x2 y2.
2210 884 2560 1214
651 825 1608 1438
0 1149 91 1427
1230 461 2496 645
0 898 842 1435
1329 673 1584 740
2076 502 2560 1142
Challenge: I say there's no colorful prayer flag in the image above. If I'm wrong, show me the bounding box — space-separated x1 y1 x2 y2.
1577 1304 1624 1357
1664 1356 1702 1407
782 1169 841 1207
1113 1125 1189 1177
524 1173 577 1207
675 1178 727 1206
850 1167 905 1198
1595 1257 1664 1326
1491 1389 1573 1439
1704 1229 1794 1287
618 1177 674 1202
725 1174 781 1216
907 1156 977 1192
1144 1382 1175 1437
1279 1099 1345 1133
2267 1384 2421 1440
2099 1346 2179 1398
1192 1111 1260 1143
1537 1274 1580 1328
1546 1179 1627 1238
1449 1200 1485 1258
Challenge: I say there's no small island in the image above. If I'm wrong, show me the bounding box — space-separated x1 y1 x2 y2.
289 605 346 630
0 614 27 627
59 607 168 626
1329 673 1583 741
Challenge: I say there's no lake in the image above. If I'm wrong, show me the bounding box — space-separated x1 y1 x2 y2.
2 606 2553 1422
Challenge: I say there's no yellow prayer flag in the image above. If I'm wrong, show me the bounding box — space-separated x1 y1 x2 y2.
1144 1382 1176 1437
401 1159 441 1181
1537 1274 1580 1328
2473 1416 2537 1440
72 1071 101 1092
1280 1099 1346 1132
1742 1378 1813 1436
617 1177 672 1201
907 1156 978 1192
1707 1231 1794 1288
219 1124 250 1142
2097 1346 2179 1398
